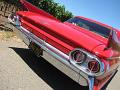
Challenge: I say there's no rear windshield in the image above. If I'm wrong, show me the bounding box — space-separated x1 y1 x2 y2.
66 17 111 38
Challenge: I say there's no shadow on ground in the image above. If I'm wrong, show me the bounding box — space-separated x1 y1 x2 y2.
10 47 117 90
10 47 89 90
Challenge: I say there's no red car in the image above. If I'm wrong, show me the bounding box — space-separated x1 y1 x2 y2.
8 0 120 90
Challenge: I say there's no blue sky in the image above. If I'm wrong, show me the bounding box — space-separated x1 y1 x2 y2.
54 0 120 29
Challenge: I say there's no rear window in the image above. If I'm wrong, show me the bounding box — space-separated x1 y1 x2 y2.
66 17 111 38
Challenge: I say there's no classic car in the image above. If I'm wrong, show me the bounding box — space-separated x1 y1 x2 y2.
8 0 120 90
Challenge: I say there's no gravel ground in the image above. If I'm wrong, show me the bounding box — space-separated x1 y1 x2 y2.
0 39 89 90
0 15 53 90
0 15 120 90
0 40 53 90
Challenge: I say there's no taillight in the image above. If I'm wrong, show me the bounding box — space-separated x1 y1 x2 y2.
88 61 100 73
70 50 86 64
69 49 104 76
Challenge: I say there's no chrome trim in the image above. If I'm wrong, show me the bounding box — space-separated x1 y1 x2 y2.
88 76 94 90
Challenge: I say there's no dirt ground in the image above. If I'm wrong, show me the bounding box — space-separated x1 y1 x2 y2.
0 15 120 90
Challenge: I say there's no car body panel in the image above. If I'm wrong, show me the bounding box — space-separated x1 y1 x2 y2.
17 12 105 55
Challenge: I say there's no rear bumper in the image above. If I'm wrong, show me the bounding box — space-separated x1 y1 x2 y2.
12 23 89 86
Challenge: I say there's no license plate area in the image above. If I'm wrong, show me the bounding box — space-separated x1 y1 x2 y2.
29 42 43 57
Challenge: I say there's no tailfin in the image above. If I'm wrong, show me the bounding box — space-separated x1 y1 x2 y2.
107 29 120 52
20 0 60 21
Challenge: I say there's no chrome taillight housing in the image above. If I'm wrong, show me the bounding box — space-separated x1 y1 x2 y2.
69 49 104 76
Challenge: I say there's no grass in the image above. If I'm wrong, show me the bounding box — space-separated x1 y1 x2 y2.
0 2 18 40
4 31 15 38
0 31 15 39
0 21 15 39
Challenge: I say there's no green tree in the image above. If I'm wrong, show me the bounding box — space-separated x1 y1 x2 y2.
3 0 73 21
27 0 40 6
36 0 73 21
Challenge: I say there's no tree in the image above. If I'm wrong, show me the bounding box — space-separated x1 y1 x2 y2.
32 0 73 21
3 0 73 21
27 0 40 6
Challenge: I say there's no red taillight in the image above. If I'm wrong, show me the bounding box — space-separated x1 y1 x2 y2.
70 50 86 64
73 51 85 63
88 61 100 73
